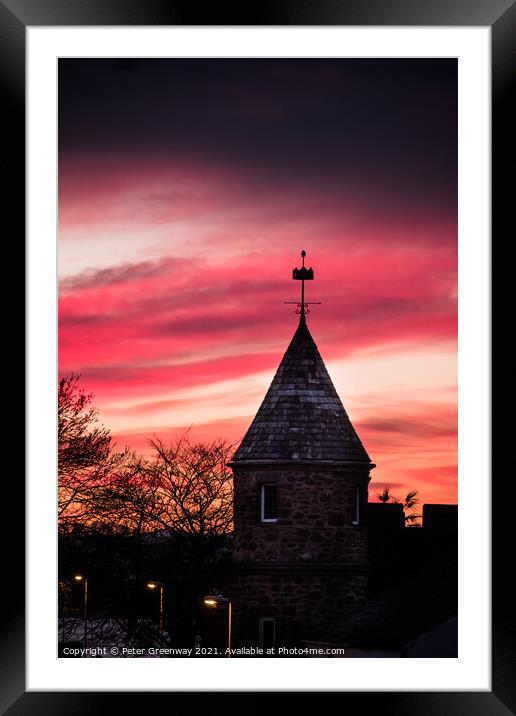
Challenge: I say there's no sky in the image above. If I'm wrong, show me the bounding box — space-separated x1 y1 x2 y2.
58 59 457 505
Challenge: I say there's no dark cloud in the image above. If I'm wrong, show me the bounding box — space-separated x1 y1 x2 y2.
60 258 174 292
59 58 457 212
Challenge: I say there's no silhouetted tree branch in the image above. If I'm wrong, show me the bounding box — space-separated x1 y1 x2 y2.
58 374 128 531
144 431 234 541
376 486 421 525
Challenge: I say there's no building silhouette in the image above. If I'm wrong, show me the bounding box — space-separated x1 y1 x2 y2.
228 253 375 648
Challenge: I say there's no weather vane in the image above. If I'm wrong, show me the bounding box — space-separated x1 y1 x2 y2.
284 250 321 317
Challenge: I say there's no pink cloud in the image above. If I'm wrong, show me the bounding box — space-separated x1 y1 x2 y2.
59 153 457 507
59 246 456 373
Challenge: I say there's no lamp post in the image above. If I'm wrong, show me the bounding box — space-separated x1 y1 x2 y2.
203 594 232 658
74 574 88 649
147 581 165 647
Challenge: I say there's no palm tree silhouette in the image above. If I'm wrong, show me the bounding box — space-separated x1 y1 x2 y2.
376 487 421 525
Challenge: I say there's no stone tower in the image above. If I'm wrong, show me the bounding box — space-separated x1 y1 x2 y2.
229 252 375 649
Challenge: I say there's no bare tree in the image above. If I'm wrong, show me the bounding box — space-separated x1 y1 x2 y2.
58 374 127 530
91 453 166 583
144 431 234 541
85 432 234 584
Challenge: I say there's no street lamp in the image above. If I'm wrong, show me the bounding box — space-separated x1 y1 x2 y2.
74 574 88 648
147 581 165 647
203 594 232 658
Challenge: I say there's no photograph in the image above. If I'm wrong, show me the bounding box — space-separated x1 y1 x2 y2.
57 58 458 659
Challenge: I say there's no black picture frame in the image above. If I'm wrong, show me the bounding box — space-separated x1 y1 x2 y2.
6 0 510 710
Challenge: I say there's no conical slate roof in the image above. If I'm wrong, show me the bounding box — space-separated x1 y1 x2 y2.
231 315 372 465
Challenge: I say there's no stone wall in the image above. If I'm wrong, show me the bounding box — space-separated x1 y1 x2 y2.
232 466 370 564
231 568 368 648
230 464 371 648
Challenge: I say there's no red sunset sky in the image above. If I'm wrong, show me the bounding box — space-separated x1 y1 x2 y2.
58 59 457 505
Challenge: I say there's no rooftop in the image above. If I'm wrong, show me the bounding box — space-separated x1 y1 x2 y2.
231 314 372 466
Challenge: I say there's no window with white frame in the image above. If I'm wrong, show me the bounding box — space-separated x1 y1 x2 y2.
352 486 360 526
260 484 278 522
258 617 276 650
